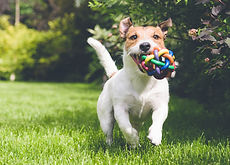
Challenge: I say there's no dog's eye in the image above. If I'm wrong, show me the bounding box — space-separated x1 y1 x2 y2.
129 35 138 40
153 35 160 40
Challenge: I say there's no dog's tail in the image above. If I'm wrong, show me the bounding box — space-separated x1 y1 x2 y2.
87 37 118 78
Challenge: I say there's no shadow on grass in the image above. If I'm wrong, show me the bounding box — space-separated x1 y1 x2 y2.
35 96 229 148
163 96 230 143
2 94 229 150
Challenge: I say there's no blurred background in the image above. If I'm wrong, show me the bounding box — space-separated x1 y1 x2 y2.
0 0 229 118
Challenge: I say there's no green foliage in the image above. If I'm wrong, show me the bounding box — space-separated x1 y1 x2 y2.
8 0 48 29
188 0 230 74
0 14 79 81
176 0 188 5
6 0 77 30
186 0 230 114
0 16 46 79
1 0 104 81
26 13 80 81
0 15 11 29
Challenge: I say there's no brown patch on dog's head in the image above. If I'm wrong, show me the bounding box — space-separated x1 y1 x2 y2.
119 17 173 51
125 26 166 51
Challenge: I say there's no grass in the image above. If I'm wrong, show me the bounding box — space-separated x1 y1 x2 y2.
0 81 229 164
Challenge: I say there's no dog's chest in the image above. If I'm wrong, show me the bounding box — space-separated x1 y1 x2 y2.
125 91 153 120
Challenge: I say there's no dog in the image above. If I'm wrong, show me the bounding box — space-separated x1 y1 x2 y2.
87 17 172 147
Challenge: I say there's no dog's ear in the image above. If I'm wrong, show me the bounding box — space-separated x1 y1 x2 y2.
119 17 133 38
158 18 172 39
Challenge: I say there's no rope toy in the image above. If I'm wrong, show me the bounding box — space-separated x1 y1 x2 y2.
140 47 176 79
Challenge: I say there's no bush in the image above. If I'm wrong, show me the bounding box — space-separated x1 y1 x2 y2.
0 16 47 80
0 14 82 81
186 0 230 114
0 0 105 82
21 13 79 81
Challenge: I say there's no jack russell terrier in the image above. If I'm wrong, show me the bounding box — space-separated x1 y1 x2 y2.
87 17 173 147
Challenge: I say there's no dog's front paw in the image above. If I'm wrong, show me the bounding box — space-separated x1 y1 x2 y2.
106 136 113 146
124 128 139 148
147 128 162 146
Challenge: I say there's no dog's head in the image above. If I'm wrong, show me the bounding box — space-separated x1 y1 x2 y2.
119 17 172 73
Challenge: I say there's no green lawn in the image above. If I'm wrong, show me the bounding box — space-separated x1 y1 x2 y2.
0 81 229 164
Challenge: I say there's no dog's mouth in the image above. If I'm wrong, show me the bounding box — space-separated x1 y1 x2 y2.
130 50 176 79
130 53 149 73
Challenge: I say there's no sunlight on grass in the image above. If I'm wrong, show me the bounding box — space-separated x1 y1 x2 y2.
0 81 229 164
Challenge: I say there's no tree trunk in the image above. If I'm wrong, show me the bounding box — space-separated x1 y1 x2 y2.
15 0 20 25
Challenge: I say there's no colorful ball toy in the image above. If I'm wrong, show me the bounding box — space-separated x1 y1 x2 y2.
140 47 176 79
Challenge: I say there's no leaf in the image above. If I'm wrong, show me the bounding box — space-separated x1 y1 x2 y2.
211 5 223 16
87 28 95 35
198 29 212 37
185 0 188 5
217 40 225 44
225 38 230 48
211 47 222 54
216 60 223 67
198 29 216 42
225 10 230 15
176 0 188 5
200 35 216 41
88 0 103 8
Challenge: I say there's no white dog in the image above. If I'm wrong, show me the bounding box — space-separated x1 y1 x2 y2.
87 17 173 147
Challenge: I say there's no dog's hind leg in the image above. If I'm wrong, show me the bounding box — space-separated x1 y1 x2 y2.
97 91 115 145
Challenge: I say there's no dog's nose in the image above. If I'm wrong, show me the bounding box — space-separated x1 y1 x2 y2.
139 42 151 52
